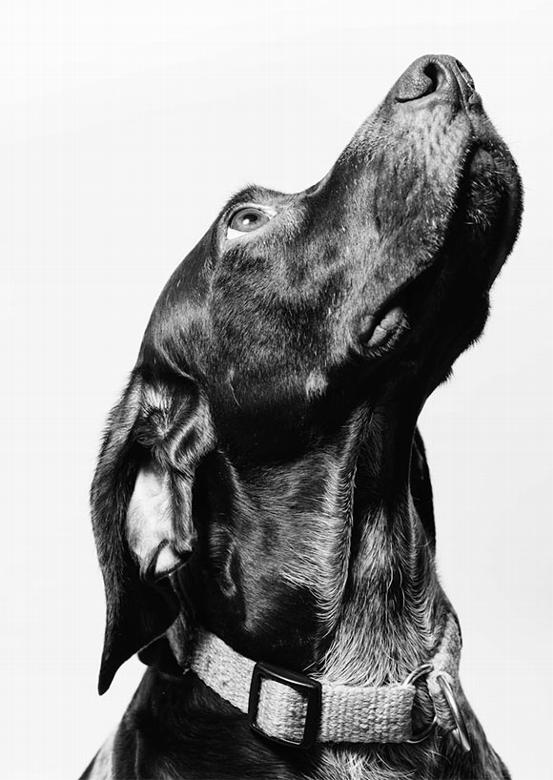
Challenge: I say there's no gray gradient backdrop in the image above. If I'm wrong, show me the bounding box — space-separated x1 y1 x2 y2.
1 1 551 778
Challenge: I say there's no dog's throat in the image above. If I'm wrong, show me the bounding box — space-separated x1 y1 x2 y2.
319 499 439 687
165 404 440 691
313 407 440 687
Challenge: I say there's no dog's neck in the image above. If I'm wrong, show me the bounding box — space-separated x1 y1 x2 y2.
318 400 443 686
171 393 445 686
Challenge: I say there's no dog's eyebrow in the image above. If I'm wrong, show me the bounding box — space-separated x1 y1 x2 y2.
222 185 282 215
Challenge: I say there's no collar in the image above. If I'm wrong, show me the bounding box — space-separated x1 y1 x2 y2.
188 612 470 750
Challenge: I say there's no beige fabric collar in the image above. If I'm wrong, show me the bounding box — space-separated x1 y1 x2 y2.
188 613 470 750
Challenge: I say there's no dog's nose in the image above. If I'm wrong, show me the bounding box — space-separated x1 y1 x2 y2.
392 55 475 106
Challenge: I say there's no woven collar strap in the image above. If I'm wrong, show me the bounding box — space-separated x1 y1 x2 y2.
189 613 467 749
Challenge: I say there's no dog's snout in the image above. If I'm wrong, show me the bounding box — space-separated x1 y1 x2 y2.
393 55 475 107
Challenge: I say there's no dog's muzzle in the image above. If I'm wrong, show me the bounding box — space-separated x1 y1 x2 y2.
189 613 470 750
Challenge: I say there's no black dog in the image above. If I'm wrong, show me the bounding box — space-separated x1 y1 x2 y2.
82 55 522 779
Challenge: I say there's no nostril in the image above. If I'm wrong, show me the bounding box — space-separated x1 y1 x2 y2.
393 55 476 107
394 68 434 103
422 62 439 92
394 58 452 103
423 62 448 94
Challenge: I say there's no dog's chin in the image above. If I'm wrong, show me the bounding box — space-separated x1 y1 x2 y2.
359 144 520 362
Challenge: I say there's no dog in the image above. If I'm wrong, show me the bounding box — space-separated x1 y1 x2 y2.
81 55 522 779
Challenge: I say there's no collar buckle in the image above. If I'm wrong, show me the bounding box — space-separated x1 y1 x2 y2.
248 661 322 749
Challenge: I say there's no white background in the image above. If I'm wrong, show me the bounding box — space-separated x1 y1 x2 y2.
1 1 551 778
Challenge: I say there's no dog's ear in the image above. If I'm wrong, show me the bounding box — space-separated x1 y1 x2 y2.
90 369 214 694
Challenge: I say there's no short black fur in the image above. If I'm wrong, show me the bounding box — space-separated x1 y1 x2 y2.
84 55 522 780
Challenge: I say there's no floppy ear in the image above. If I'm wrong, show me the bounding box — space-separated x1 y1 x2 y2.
90 369 214 694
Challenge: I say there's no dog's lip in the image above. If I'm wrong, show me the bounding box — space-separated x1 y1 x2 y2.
359 261 443 358
362 305 410 355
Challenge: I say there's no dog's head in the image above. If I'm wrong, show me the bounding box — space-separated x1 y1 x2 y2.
91 55 522 693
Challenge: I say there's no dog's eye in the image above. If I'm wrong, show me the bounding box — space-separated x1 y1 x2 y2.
226 207 270 239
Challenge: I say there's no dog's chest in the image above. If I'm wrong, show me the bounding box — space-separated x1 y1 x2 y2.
310 746 433 780
312 750 373 780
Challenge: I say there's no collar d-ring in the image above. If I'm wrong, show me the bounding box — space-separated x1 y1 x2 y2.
436 672 471 753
